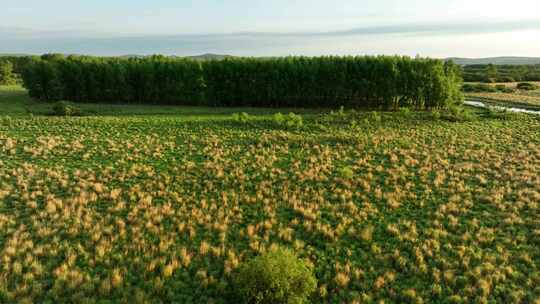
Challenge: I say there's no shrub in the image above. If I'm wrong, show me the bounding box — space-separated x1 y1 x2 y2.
430 110 441 121
232 112 250 123
339 166 354 179
462 83 497 93
285 113 303 129
273 112 303 129
368 111 382 123
476 84 497 92
462 84 476 93
52 101 81 116
234 247 317 304
483 107 518 120
493 85 515 93
272 112 285 125
498 76 515 83
441 105 476 122
398 107 411 115
516 82 538 91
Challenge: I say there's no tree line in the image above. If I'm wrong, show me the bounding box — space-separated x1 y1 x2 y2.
21 55 463 109
462 64 540 83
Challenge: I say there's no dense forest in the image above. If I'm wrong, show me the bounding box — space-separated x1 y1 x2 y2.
19 55 463 109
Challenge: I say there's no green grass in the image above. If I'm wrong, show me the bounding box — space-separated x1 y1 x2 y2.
464 82 540 110
0 85 42 115
0 85 322 118
1 86 539 303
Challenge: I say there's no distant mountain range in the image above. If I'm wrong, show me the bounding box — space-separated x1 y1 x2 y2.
446 57 540 65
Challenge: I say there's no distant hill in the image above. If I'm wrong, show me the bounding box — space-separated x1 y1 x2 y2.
447 57 540 66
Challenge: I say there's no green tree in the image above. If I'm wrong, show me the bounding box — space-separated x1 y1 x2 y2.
485 64 499 82
0 60 15 85
235 247 317 304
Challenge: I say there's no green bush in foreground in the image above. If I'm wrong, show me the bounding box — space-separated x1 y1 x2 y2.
235 247 317 304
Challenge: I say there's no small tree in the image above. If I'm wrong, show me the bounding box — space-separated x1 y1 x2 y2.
0 60 15 85
235 247 317 304
485 64 499 82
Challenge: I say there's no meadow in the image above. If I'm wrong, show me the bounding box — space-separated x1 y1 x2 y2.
465 82 540 110
1 85 539 303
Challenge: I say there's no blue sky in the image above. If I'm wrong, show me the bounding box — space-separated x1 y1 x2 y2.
2 0 540 57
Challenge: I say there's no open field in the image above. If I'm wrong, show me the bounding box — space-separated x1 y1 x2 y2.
465 82 540 110
1 86 540 303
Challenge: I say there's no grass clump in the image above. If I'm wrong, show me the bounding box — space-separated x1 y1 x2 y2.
235 247 317 304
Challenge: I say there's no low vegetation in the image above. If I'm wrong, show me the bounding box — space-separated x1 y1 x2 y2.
0 86 539 303
464 82 540 109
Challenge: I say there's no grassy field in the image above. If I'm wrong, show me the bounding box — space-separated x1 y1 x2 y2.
465 82 540 110
1 86 540 303
0 85 321 118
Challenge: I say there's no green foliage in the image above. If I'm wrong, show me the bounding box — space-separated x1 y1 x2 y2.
0 60 16 85
232 112 250 123
22 55 205 104
493 84 516 93
21 55 463 109
462 64 540 83
462 83 497 93
368 111 382 123
51 101 81 116
440 105 476 122
272 112 285 125
498 76 515 83
430 109 441 121
516 82 538 91
398 107 411 115
485 64 499 82
483 107 519 120
234 247 317 304
339 166 354 179
273 112 304 129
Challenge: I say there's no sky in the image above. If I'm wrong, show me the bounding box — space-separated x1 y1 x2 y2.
2 0 540 57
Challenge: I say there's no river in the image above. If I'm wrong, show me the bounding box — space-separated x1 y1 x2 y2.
464 100 540 115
